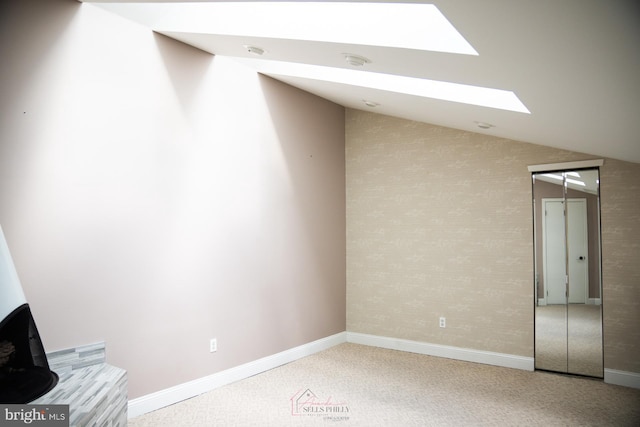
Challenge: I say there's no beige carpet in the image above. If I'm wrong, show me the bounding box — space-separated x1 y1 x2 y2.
129 343 640 426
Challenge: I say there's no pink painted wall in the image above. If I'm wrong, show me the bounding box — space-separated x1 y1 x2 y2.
0 0 345 399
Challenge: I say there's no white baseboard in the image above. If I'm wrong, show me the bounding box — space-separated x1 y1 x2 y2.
605 368 640 389
346 332 535 371
587 298 601 305
129 331 639 419
128 332 347 419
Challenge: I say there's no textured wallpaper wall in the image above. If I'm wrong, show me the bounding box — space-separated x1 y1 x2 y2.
346 109 639 373
600 160 640 373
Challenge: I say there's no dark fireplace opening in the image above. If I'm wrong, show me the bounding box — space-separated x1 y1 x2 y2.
0 303 58 403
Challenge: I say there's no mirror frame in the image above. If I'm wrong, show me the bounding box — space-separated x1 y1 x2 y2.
529 160 604 378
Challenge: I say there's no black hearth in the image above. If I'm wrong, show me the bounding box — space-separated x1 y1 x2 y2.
0 225 58 403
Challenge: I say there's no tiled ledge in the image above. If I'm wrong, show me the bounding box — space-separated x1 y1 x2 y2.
33 342 127 427
46 342 107 374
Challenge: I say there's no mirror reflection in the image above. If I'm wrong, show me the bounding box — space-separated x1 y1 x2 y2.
533 168 603 377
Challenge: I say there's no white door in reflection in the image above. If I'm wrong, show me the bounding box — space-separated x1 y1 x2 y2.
542 198 588 304
566 199 589 303
542 199 566 305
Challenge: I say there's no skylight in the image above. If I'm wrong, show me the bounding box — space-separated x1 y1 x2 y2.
240 60 531 113
88 1 530 113
542 174 586 187
94 2 478 55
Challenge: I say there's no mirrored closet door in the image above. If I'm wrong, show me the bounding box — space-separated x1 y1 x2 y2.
532 168 603 377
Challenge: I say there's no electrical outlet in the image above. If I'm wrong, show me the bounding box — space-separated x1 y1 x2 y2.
210 338 217 353
439 317 446 328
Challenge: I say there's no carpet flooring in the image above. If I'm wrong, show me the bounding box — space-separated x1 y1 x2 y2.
129 343 640 426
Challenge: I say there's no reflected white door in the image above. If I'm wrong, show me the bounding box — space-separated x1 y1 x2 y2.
543 199 566 304
567 199 588 303
543 198 588 305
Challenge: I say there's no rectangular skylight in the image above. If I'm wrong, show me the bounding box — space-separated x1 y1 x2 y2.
242 60 530 113
91 2 478 55
542 174 586 186
88 1 530 112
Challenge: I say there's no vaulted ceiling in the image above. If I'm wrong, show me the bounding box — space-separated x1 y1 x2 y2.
83 0 640 163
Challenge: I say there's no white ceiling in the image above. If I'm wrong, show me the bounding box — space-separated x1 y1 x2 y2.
84 0 640 163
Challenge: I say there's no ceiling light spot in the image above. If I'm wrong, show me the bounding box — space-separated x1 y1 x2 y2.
344 54 370 67
474 121 495 129
244 45 265 55
363 100 379 107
